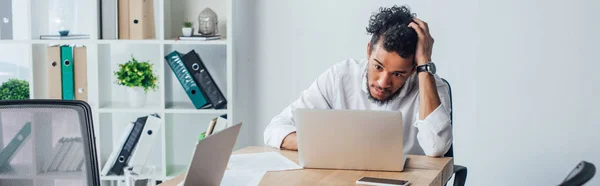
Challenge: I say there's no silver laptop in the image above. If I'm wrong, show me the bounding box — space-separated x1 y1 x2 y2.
180 122 242 186
295 109 406 172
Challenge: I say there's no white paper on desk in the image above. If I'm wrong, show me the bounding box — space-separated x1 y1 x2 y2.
227 152 303 172
176 170 266 186
221 170 266 186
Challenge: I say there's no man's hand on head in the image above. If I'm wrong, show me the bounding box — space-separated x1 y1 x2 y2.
408 18 434 66
281 132 298 151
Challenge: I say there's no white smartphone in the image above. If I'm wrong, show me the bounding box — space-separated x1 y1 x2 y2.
356 176 410 186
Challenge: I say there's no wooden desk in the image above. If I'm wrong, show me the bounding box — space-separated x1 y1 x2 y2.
159 146 453 186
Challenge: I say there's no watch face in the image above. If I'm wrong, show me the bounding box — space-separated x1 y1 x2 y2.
428 63 436 74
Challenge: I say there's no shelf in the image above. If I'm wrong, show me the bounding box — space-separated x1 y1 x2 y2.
100 175 125 181
163 38 227 45
98 102 163 113
0 39 228 45
165 103 227 114
0 164 35 179
166 165 187 180
99 170 166 181
36 171 85 180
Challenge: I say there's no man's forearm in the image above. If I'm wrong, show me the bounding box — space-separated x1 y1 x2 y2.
281 132 298 150
418 72 441 120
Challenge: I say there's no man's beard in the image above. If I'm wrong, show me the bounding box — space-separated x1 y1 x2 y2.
366 74 403 106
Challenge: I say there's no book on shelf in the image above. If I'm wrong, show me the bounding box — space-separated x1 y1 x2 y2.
43 137 86 172
47 45 88 101
40 34 91 40
101 114 162 176
205 114 228 137
177 35 222 41
182 50 228 109
164 51 211 109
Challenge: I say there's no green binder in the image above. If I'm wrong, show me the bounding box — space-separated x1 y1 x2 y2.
164 51 209 109
0 122 32 168
61 45 75 100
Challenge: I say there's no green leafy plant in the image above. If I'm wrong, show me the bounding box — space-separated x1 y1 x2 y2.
183 21 193 28
113 56 158 93
0 79 30 100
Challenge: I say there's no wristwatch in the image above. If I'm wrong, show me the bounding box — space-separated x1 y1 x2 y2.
416 62 436 75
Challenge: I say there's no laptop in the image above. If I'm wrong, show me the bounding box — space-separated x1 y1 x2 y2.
179 122 242 186
295 109 406 172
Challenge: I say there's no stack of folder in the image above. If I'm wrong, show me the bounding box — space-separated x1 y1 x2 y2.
101 114 162 176
118 0 155 39
47 45 88 102
43 137 86 172
164 50 227 109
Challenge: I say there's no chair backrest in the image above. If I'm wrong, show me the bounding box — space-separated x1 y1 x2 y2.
0 100 100 186
559 161 596 186
441 78 454 158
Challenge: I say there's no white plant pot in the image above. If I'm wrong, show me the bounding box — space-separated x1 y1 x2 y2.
182 27 193 37
127 87 146 108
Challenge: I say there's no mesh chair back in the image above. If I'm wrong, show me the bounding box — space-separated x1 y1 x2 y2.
0 100 99 186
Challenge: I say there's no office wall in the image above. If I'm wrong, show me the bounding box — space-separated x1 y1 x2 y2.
235 0 600 185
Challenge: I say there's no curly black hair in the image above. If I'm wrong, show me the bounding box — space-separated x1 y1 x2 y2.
366 5 418 59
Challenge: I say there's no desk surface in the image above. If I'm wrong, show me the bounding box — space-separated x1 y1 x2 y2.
159 146 453 186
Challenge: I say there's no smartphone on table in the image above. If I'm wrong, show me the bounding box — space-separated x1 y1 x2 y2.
356 176 409 186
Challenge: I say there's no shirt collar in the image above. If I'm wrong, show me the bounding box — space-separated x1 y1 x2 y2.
361 59 416 100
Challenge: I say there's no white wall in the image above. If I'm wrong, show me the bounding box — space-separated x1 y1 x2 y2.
234 0 600 185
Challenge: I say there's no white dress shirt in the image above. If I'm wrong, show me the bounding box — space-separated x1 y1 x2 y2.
263 58 453 156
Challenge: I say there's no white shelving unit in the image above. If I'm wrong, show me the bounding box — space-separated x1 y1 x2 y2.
0 0 234 185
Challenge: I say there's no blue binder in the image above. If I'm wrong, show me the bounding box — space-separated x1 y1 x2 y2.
164 51 209 109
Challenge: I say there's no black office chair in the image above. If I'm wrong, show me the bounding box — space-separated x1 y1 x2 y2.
441 78 468 186
0 100 100 186
559 161 596 186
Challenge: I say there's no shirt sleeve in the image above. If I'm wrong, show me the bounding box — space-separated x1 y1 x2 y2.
263 68 336 149
413 75 453 157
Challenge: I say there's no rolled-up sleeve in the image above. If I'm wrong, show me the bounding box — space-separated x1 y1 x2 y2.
263 67 336 149
413 77 453 157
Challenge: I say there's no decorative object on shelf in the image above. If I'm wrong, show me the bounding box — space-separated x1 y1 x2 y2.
182 21 193 37
0 78 30 100
49 0 78 36
114 56 158 107
197 8 218 36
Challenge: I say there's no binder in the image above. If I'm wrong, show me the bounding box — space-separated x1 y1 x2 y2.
183 50 228 109
108 116 147 175
212 114 228 134
69 140 85 171
129 0 155 39
44 137 66 172
0 0 13 40
205 117 217 136
102 122 134 176
50 138 74 171
128 114 162 174
0 122 31 168
118 0 130 39
165 51 209 109
57 138 72 171
73 46 88 102
61 46 75 100
64 138 82 171
47 46 62 99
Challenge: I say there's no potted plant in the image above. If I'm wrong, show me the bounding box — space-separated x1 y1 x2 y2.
0 79 29 100
114 56 158 107
182 21 194 37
